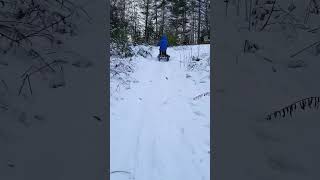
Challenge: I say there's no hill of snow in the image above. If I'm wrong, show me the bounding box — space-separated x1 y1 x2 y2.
110 44 210 180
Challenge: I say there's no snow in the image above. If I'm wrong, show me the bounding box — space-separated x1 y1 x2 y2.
213 1 320 179
110 44 210 180
0 1 107 179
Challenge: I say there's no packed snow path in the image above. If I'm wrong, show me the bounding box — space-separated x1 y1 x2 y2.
111 45 210 180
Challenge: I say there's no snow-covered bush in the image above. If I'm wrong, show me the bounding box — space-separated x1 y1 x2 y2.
110 45 154 95
110 54 136 96
177 44 210 74
110 42 134 58
136 46 152 58
0 1 104 147
265 96 320 120
0 0 91 92
186 56 210 72
0 0 91 113
0 0 89 55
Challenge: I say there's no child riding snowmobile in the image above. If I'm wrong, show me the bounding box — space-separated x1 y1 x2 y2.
157 35 170 61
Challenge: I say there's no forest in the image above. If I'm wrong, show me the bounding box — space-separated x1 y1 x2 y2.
111 0 210 56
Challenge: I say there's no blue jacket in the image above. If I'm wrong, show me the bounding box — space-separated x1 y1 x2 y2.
158 35 168 51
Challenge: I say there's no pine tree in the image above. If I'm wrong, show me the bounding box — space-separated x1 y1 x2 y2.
110 0 209 46
141 0 152 43
111 0 132 57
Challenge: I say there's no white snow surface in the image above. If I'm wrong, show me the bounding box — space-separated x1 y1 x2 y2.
213 1 320 179
110 44 210 180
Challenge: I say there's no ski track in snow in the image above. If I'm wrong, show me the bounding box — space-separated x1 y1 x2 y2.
111 45 210 180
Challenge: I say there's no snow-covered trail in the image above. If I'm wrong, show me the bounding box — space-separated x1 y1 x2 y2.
111 45 210 180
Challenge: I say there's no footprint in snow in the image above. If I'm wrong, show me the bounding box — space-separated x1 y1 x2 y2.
7 161 14 168
202 124 210 128
93 116 102 122
162 98 169 104
180 128 184 134
194 111 205 117
34 115 46 121
191 149 196 155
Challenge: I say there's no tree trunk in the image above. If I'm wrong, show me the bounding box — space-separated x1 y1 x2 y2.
192 8 196 44
133 4 137 43
205 0 209 38
183 0 187 44
155 0 158 40
144 0 150 43
161 0 165 36
197 0 201 44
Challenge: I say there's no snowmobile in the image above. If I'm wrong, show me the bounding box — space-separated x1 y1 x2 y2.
158 53 170 61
